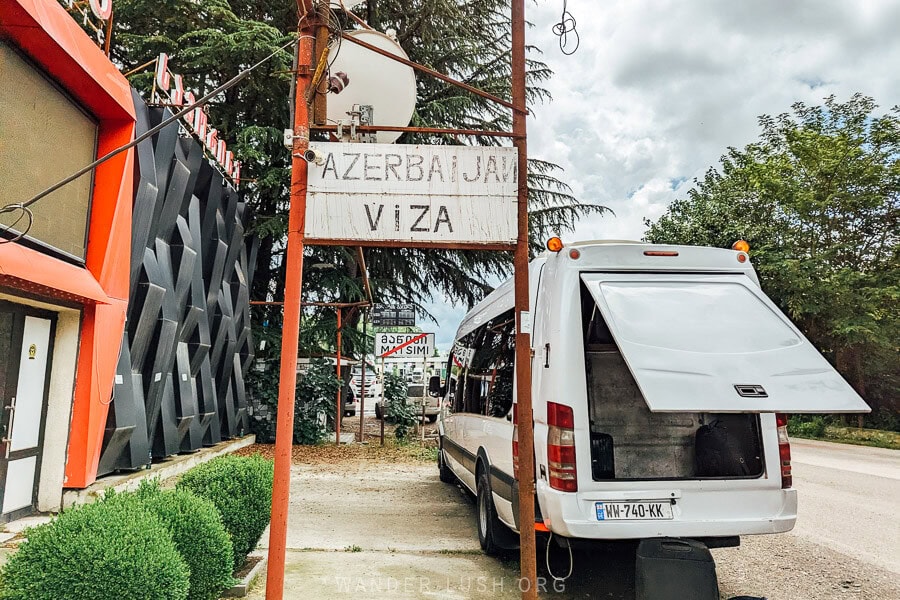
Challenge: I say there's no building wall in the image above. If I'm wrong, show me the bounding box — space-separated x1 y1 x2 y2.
96 96 256 475
0 0 134 491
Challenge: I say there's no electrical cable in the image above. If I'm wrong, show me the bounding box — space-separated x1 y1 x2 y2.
552 0 580 55
0 204 34 244
4 36 300 219
545 532 575 582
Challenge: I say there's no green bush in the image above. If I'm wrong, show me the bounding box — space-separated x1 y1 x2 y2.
294 358 341 444
177 454 274 570
788 415 827 438
134 483 234 600
384 373 415 440
0 496 189 600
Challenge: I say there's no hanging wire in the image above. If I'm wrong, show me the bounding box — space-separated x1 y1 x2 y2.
552 0 580 56
0 204 34 244
545 531 575 582
1 36 299 229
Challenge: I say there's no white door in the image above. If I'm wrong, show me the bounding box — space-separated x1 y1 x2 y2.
580 273 870 414
1 310 53 518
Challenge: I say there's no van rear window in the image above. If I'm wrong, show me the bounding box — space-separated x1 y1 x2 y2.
598 281 800 354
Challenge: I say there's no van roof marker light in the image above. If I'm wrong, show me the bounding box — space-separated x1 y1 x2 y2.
547 237 564 252
732 239 750 252
568 248 581 260
643 250 679 257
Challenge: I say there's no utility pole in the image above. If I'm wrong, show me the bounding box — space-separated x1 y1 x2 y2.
511 0 537 598
265 2 315 598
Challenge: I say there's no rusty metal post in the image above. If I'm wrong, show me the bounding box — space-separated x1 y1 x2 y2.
312 2 329 124
336 307 342 444
380 356 386 446
511 0 537 597
265 7 314 599
359 310 368 442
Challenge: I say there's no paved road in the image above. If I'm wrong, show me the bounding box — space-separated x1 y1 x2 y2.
790 438 899 573
711 438 900 599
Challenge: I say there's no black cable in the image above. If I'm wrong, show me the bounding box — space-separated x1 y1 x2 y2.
0 204 34 244
552 0 580 56
7 36 298 216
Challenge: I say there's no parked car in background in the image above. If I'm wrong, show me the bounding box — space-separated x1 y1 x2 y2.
343 385 359 417
351 365 381 401
375 383 440 422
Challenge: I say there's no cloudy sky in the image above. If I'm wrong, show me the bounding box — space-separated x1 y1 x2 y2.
426 0 900 350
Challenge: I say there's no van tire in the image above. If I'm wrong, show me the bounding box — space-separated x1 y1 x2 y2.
375 403 383 420
476 470 517 555
438 439 456 483
427 415 438 423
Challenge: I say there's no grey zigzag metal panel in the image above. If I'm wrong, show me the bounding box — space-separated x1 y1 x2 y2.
97 91 256 475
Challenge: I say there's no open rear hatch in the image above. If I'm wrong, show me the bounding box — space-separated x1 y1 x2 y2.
580 273 870 414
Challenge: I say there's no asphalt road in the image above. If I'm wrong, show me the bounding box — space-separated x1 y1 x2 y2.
712 438 900 599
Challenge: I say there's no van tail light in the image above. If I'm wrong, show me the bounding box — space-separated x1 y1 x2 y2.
547 402 577 492
776 413 792 489
512 405 519 480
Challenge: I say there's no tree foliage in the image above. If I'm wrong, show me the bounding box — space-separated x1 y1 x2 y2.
99 0 611 438
645 94 899 416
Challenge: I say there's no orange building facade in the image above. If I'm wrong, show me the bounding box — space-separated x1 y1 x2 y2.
0 0 135 518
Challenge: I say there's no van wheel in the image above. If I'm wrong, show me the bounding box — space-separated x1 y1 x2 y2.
427 415 438 423
374 403 383 420
476 470 517 555
438 439 456 484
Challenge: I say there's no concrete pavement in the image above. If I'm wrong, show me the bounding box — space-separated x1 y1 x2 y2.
247 460 523 599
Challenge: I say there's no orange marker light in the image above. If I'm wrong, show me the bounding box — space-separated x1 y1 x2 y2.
547 237 564 252
732 239 750 253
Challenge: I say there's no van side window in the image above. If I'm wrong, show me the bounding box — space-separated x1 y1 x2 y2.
464 326 489 414
450 334 474 414
461 310 515 418
485 312 515 417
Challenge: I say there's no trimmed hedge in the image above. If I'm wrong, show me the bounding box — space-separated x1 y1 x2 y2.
0 497 189 600
177 454 274 570
135 484 235 600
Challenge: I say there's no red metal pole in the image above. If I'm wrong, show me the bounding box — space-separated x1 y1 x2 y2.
336 307 342 444
511 0 537 597
359 309 367 442
265 11 313 599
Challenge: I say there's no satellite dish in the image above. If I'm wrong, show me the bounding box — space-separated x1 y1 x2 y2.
327 30 416 144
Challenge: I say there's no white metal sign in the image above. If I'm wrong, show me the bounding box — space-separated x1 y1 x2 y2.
375 332 435 358
305 143 517 244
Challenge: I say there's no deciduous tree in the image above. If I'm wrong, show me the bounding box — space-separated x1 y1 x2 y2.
645 94 899 418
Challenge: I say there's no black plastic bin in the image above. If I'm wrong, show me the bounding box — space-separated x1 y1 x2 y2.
635 538 719 600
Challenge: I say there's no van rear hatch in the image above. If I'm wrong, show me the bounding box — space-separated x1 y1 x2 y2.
580 273 869 414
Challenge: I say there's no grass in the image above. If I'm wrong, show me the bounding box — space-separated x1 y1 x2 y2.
792 425 900 450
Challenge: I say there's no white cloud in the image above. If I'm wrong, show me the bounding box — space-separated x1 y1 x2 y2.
429 0 900 345
528 0 900 241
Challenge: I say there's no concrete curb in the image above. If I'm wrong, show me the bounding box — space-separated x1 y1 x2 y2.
62 435 256 509
223 552 267 597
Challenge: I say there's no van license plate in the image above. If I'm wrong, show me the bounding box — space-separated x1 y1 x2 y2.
595 501 672 521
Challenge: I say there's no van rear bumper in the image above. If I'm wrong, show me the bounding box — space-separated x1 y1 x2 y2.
537 485 797 540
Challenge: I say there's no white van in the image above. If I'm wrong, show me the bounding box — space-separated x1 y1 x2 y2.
436 241 869 554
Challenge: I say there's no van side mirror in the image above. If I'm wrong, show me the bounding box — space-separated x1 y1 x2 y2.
428 375 442 396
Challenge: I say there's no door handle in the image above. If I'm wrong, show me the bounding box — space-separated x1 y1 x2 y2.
3 397 15 458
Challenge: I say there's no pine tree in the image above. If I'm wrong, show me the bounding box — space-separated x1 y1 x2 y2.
96 1 610 433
